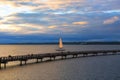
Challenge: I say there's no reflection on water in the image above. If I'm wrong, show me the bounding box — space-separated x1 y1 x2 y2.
0 45 120 80
0 45 120 56
0 45 58 56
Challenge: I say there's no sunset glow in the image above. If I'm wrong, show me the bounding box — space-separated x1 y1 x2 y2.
0 0 120 43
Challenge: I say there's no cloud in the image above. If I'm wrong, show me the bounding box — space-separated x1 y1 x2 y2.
1 0 120 12
0 24 21 33
0 0 120 17
72 21 88 25
48 26 57 29
1 10 120 35
62 24 69 26
0 0 84 10
0 0 120 38
0 4 31 17
103 16 119 24
0 15 47 34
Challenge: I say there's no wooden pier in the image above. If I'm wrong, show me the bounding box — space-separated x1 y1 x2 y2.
0 50 120 69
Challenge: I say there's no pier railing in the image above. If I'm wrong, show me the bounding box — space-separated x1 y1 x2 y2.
0 50 120 69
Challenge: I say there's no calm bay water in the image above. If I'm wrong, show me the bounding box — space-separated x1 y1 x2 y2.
0 45 120 80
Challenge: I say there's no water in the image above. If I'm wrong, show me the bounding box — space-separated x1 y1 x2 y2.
0 45 120 80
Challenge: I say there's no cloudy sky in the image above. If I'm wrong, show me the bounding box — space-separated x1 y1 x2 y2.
0 0 120 43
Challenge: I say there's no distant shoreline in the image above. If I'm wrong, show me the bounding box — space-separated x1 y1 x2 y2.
0 42 120 45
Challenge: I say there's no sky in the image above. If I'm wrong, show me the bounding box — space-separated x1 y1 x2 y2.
0 0 120 43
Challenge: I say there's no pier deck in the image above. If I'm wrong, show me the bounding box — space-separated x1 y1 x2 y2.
0 50 120 69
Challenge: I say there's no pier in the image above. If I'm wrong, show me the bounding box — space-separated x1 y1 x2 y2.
0 50 120 69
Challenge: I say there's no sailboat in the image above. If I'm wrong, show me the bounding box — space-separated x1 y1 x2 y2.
56 37 65 51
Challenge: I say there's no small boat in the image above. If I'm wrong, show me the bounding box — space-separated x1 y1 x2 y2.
56 37 65 51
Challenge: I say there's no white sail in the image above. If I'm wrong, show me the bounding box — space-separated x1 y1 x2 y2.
56 37 65 51
59 38 63 48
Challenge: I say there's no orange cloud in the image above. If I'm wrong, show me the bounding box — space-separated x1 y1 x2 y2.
48 25 57 29
72 21 88 25
104 16 119 24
